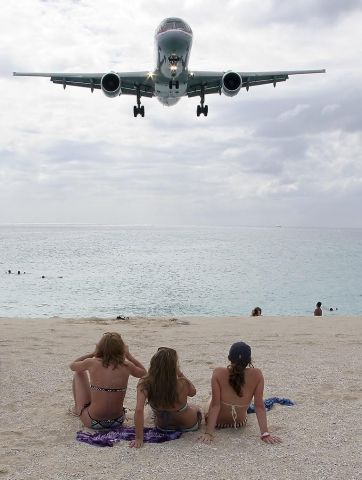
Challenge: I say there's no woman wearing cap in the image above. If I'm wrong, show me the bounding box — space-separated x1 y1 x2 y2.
129 347 202 448
199 341 281 444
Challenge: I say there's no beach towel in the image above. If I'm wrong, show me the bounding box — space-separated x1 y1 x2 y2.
76 426 182 447
247 396 294 414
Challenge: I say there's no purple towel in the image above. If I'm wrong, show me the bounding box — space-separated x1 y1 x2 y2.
76 426 182 447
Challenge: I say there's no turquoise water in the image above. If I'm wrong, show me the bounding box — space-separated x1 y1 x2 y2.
1 225 361 317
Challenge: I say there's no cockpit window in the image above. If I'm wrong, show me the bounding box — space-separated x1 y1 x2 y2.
156 19 192 35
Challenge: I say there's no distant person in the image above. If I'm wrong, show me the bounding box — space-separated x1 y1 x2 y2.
17 270 21 275
198 341 281 444
8 270 11 274
69 332 146 429
130 347 202 448
314 302 322 316
329 308 334 312
251 307 262 317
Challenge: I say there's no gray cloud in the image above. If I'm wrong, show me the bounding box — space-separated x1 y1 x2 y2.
268 0 362 25
0 0 361 227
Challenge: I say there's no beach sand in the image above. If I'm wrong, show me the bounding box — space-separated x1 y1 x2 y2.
0 315 361 480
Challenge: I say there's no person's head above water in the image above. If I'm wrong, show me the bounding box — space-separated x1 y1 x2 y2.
228 341 252 366
316 302 322 308
251 307 262 316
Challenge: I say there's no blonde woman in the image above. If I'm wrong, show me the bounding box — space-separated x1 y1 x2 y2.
70 332 146 429
130 347 201 448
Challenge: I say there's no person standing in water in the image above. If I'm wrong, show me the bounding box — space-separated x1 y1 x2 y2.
314 302 322 316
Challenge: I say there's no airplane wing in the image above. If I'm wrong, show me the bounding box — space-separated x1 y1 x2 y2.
187 69 326 97
12 71 155 97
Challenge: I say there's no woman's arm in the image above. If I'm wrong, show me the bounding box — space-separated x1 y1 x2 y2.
199 370 221 443
129 385 147 448
124 345 147 378
253 370 282 444
178 370 196 397
69 352 95 371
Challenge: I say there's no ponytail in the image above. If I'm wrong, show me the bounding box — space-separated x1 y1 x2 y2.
228 359 252 396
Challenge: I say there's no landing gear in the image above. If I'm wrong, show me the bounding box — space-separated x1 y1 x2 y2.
133 105 144 117
169 80 179 89
133 87 145 117
196 86 208 117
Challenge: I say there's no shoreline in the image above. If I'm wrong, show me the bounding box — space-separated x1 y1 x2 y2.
1 315 361 479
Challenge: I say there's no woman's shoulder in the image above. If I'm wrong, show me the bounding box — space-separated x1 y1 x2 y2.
212 366 229 378
245 367 263 379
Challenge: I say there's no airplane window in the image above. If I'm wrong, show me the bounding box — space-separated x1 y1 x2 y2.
174 21 192 33
156 20 192 34
157 22 173 34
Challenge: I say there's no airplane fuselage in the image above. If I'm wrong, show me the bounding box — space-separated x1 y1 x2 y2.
153 18 193 106
13 17 326 117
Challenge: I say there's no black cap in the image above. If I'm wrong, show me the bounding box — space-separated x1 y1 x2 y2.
228 341 251 364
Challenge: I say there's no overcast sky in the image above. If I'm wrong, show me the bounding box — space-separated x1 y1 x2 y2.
1 0 362 227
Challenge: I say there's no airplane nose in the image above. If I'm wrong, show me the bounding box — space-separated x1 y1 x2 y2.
158 30 190 52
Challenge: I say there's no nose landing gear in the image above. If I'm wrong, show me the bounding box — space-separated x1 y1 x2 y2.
169 80 179 90
196 86 208 117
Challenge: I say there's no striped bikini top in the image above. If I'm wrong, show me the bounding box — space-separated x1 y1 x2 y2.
90 384 127 393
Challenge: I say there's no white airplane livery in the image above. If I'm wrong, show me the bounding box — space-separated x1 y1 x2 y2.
13 17 325 117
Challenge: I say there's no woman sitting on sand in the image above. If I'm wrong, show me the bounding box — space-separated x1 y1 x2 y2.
129 347 202 448
199 341 281 444
70 332 146 430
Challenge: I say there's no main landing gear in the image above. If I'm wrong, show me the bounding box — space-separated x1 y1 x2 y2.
133 105 144 117
133 87 145 117
196 86 208 117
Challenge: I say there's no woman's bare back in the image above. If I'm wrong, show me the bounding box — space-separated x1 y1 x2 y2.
213 367 262 424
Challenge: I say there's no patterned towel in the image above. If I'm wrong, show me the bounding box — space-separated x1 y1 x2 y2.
247 396 294 414
76 426 182 447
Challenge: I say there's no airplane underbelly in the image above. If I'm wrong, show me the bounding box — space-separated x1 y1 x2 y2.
155 81 187 106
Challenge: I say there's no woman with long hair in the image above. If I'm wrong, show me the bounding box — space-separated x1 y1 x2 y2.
129 347 201 448
199 341 281 444
70 332 146 429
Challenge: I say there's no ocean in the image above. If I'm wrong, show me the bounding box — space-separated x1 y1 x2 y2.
1 225 361 318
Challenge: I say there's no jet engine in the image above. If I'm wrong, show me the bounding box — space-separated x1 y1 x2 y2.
221 71 242 97
101 72 122 98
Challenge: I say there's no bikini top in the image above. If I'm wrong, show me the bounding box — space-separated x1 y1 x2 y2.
150 402 188 419
221 401 249 428
90 384 127 393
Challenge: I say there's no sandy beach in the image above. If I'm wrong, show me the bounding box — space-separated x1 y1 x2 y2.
0 315 361 480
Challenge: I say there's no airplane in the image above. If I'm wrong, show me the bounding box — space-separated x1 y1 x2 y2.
13 17 325 118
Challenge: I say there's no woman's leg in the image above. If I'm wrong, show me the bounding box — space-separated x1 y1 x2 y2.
72 371 91 415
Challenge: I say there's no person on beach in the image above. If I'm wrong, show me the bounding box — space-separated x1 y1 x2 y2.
129 347 202 448
198 341 282 444
314 302 323 316
251 307 262 316
69 332 146 430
